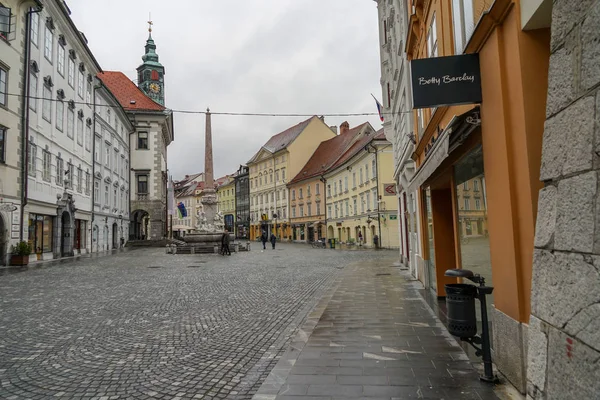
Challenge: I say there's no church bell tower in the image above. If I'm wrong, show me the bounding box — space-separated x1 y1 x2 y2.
137 19 165 105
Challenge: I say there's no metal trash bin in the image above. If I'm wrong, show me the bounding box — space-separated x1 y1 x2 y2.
329 238 336 249
445 283 477 338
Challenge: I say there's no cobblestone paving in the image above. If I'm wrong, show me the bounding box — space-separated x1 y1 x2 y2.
0 245 392 399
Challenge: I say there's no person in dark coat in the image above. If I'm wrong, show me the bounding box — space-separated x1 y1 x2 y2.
270 232 276 250
261 231 268 250
221 229 231 256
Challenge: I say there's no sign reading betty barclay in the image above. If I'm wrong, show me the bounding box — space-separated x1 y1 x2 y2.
411 53 482 109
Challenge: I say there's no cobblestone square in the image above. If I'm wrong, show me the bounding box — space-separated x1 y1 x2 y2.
0 245 389 399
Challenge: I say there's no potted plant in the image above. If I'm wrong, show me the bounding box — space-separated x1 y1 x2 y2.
10 241 32 266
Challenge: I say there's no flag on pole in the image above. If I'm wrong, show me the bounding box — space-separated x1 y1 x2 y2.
371 94 385 122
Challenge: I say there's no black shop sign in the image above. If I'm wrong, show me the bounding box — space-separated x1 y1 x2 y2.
411 54 482 109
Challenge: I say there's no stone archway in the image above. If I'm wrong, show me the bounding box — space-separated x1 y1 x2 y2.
61 211 73 257
130 209 149 240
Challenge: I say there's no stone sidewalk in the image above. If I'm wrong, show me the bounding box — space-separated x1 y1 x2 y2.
252 258 501 399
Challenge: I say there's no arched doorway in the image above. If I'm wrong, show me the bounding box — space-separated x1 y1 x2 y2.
327 225 334 239
112 223 118 249
0 215 6 266
130 209 149 240
103 226 109 251
61 211 72 257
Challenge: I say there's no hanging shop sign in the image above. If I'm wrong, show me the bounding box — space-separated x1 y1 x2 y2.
411 53 482 109
383 184 397 196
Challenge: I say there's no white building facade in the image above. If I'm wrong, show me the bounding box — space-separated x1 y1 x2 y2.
375 0 422 277
92 81 132 252
0 0 41 265
24 0 100 260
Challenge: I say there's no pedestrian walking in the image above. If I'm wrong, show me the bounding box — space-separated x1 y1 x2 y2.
358 231 363 246
261 231 268 251
221 229 231 256
270 232 276 250
373 234 379 249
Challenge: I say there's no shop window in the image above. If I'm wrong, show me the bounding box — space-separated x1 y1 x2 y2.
28 214 53 255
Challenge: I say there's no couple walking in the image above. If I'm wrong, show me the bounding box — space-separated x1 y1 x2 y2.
221 229 232 256
261 231 277 251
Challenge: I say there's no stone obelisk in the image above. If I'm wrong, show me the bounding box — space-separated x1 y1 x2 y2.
204 108 214 189
196 108 221 232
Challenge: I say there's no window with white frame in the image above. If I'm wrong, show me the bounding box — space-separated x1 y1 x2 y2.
316 203 321 215
67 107 74 138
300 206 304 217
77 167 82 192
94 137 100 162
28 141 36 176
361 195 365 213
344 176 348 191
85 123 91 151
307 203 312 217
85 171 90 195
365 164 369 181
77 69 84 98
42 85 52 122
0 66 6 106
307 184 311 196
44 26 53 62
29 72 37 111
67 162 74 189
292 207 296 218
113 149 118 172
359 168 364 185
56 156 63 185
452 0 475 54
475 198 481 210
104 184 109 204
86 79 91 104
76 114 83 145
372 158 376 178
105 145 110 167
427 13 438 58
352 172 356 188
315 183 320 195
464 197 470 210
57 45 65 76
56 100 64 131
327 205 332 218
94 180 99 202
345 200 349 216
113 188 117 208
67 58 74 87
42 149 51 181
30 12 38 46
353 198 357 215
372 189 377 210
366 192 371 211
0 5 10 39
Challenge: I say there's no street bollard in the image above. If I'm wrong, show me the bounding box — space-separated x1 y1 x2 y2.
444 269 499 384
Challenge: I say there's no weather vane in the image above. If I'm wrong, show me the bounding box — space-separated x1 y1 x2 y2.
148 12 153 33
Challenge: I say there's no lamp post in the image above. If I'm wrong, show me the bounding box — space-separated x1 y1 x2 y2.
274 177 287 239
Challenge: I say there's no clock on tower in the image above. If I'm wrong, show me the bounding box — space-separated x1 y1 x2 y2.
137 21 165 106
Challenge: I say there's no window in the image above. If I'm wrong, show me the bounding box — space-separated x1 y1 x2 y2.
78 70 84 98
365 164 369 181
307 185 311 196
42 85 52 122
67 107 74 138
29 73 37 111
474 179 479 192
76 114 83 145
0 66 6 106
282 169 286 180
269 174 273 183
85 172 90 195
77 167 82 192
307 203 312 217
360 196 365 213
104 184 109 204
44 26 53 62
55 156 63 185
452 0 475 54
137 174 148 193
94 180 99 202
345 200 349 216
359 168 364 185
427 13 438 57
94 138 100 162
85 124 91 151
113 188 117 208
315 183 320 195
463 181 469 190
372 159 376 178
282 189 286 200
275 171 279 182
0 126 5 163
327 205 332 219
333 182 337 195
66 162 74 189
372 189 377 210
299 188 303 199
56 100 64 131
67 58 74 87
344 177 348 191
292 207 296 218
57 45 65 76
464 197 470 210
352 172 356 188
0 5 10 38
30 12 38 46
353 198 357 215
366 192 371 211
137 132 148 149
299 206 304 217
105 146 110 167
113 149 118 172
475 198 481 210
28 141 36 176
327 184 331 197
86 80 91 104
42 150 51 181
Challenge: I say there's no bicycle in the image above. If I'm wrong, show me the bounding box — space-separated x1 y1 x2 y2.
310 239 326 249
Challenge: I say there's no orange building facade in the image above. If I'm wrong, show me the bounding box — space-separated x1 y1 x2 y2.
403 0 550 391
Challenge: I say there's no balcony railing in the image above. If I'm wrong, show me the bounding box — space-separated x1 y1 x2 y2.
136 193 149 201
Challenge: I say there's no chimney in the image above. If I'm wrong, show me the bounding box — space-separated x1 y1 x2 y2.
340 121 350 135
330 125 338 134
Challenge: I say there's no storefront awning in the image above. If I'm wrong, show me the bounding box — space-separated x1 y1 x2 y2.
405 108 480 194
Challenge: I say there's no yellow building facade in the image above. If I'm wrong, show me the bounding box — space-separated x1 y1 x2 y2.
324 129 398 248
248 116 337 240
216 176 236 232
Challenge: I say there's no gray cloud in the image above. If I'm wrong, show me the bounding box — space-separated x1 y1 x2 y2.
70 0 384 180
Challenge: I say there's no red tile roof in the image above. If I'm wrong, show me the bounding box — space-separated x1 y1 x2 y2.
97 71 165 112
289 123 370 185
328 127 386 171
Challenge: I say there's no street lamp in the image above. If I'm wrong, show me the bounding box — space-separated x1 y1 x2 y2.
274 177 287 239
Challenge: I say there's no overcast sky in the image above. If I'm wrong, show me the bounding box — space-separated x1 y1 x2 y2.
69 0 384 180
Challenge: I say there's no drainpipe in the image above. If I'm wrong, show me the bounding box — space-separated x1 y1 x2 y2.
319 175 327 240
367 142 382 248
91 80 102 250
19 6 43 242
